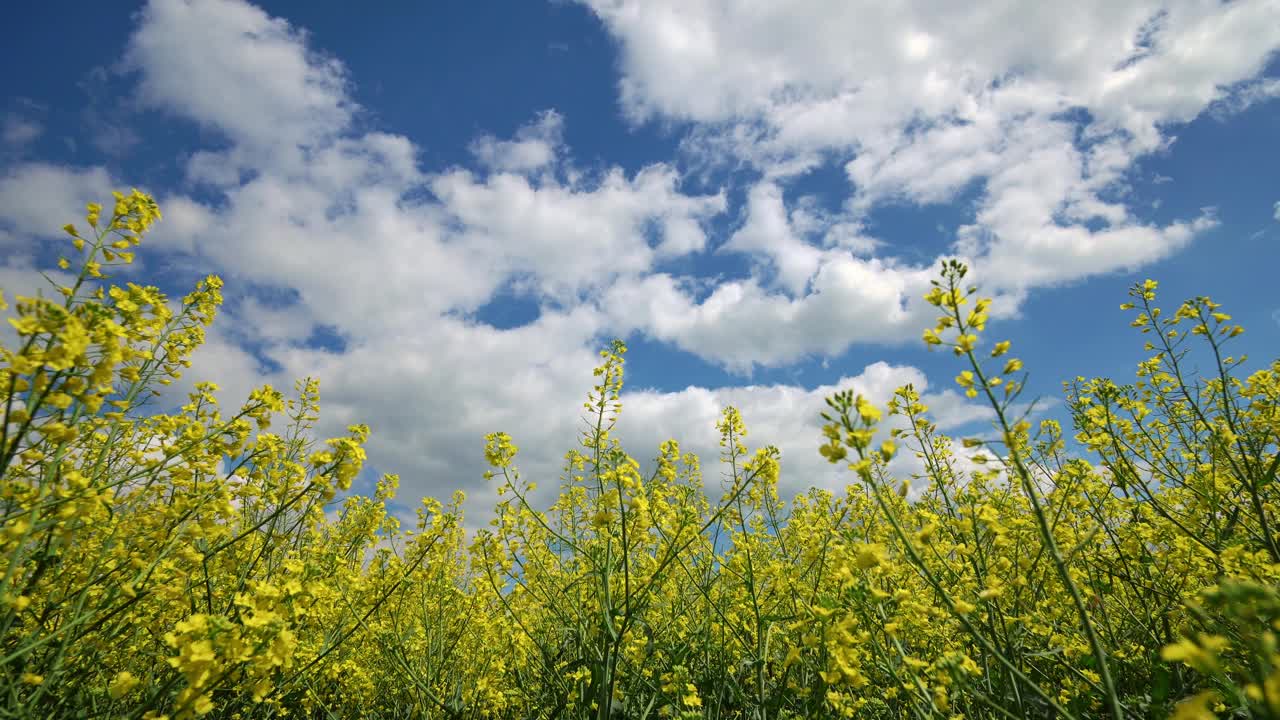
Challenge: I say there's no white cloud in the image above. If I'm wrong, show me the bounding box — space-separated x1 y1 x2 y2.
599 255 948 373
581 0 1276 296
119 0 726 323
952 120 1221 290
1210 76 1280 118
722 181 824 294
124 0 354 168
585 0 1278 141
430 162 725 303
150 194 216 255
0 163 117 246
1274 200 1280 222
469 110 565 175
2 116 42 148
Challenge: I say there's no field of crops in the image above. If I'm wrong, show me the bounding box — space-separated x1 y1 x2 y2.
1 193 1277 718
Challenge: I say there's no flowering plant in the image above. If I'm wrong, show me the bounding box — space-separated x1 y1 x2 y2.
2 194 1276 718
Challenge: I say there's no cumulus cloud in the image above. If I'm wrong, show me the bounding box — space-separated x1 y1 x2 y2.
584 0 1278 141
581 0 1274 297
469 110 565 174
600 255 949 373
721 181 825 294
124 0 355 172
431 162 725 303
0 163 117 246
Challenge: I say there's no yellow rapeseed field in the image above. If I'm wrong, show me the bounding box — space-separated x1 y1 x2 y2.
1 192 1277 718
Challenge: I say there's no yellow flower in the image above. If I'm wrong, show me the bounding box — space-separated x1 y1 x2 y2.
820 441 848 463
682 683 703 708
856 397 882 423
484 432 518 468
848 458 873 479
21 673 43 685
45 392 73 410
191 693 215 716
9 315 42 336
1169 691 1218 720
853 543 886 570
109 671 141 699
1161 635 1229 674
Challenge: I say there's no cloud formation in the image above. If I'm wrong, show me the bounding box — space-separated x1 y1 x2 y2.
583 0 1272 296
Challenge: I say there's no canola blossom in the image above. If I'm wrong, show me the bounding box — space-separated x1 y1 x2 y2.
1 194 1278 718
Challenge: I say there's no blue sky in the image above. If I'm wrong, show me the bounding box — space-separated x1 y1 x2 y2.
2 0 1278 521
